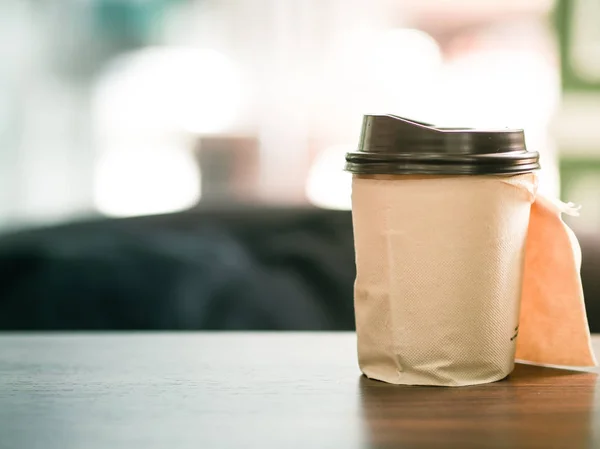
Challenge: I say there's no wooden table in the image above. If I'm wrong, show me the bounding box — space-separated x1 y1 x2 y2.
1 333 599 449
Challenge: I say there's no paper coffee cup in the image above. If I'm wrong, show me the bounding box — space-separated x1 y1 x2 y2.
346 115 541 386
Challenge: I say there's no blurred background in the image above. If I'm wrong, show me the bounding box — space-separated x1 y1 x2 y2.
2 0 600 330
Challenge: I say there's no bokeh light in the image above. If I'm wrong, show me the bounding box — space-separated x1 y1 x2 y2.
94 142 201 218
93 46 242 135
306 145 353 210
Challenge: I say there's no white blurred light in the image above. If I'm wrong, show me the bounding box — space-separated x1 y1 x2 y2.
327 28 443 122
371 29 442 117
434 50 559 128
367 28 443 83
93 47 242 135
91 46 239 217
306 145 352 210
94 145 201 217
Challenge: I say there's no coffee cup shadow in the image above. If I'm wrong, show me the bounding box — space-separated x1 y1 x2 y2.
358 363 598 449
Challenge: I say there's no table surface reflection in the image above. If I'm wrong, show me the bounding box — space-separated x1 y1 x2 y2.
1 333 599 449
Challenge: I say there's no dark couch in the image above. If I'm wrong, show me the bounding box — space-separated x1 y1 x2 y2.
0 206 599 331
0 207 355 330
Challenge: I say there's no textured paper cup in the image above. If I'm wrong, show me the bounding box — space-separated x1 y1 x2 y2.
352 173 536 386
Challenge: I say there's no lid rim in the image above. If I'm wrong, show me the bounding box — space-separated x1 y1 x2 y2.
346 152 540 162
344 162 540 176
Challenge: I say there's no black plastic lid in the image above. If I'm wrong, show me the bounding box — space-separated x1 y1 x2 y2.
345 115 540 175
